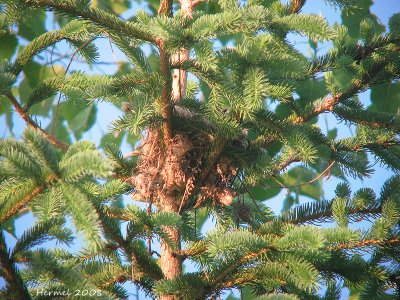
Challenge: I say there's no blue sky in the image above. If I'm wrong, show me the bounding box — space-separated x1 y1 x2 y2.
1 0 400 299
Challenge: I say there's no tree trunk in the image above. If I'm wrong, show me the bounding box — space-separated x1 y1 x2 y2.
159 198 182 300
159 1 192 299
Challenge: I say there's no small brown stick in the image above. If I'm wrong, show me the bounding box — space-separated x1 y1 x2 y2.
270 160 336 190
123 150 141 158
6 92 68 150
51 37 96 134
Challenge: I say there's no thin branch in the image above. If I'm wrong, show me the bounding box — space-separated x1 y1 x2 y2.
5 92 69 151
51 37 96 134
271 160 336 190
294 80 363 124
328 237 400 251
0 174 58 223
191 0 204 7
273 151 300 173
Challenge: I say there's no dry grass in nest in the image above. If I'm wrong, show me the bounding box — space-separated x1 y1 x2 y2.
130 129 238 209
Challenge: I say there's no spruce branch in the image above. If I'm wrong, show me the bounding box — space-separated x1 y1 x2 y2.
309 36 400 75
23 0 156 42
99 205 163 281
12 30 66 75
5 92 69 151
294 80 363 124
0 174 58 223
328 237 400 251
289 0 306 14
281 201 382 225
208 247 270 292
0 230 31 299
273 150 301 173
334 107 400 131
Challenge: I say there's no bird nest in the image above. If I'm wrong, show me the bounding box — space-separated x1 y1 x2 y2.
130 129 238 209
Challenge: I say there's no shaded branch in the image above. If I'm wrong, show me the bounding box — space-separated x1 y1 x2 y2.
0 230 31 299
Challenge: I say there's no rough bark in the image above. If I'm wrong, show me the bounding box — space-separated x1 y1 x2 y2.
159 2 192 299
159 198 182 300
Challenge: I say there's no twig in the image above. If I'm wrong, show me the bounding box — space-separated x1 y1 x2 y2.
151 250 161 258
5 92 68 150
270 160 335 190
123 150 141 158
329 237 400 251
51 37 96 134
191 0 204 6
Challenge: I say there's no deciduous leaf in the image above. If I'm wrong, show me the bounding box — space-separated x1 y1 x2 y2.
370 82 400 114
0 33 18 59
281 166 322 202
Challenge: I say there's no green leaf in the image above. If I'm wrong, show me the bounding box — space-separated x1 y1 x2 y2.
2 216 17 238
29 96 54 116
0 96 11 116
18 10 46 40
370 82 400 114
296 78 327 104
389 13 400 35
341 0 384 40
59 100 97 139
281 166 322 201
249 182 280 201
92 0 131 15
45 118 72 144
282 194 296 211
0 32 18 59
100 132 124 149
23 61 55 89
68 105 97 138
18 78 33 105
327 128 338 140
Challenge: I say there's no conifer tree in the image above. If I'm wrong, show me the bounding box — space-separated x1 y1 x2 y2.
1 0 400 299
